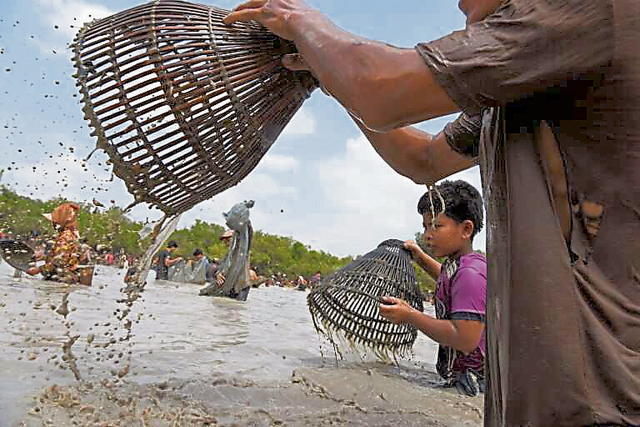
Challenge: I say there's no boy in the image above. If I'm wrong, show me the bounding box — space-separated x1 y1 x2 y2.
379 180 486 396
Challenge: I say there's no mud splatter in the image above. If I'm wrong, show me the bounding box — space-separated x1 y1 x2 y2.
61 334 81 380
55 293 69 318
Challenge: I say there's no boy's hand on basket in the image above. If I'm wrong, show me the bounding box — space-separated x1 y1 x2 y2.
403 240 423 259
224 0 315 41
379 296 415 324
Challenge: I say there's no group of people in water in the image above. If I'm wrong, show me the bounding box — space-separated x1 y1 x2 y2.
8 180 486 403
150 229 254 301
150 229 321 299
6 199 321 305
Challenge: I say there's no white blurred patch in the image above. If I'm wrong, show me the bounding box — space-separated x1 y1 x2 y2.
282 106 316 136
260 154 299 173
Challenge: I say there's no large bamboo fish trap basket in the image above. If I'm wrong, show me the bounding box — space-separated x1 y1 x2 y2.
307 239 425 358
72 0 317 215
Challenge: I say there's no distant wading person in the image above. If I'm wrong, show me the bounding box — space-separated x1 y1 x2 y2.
225 0 640 425
189 248 211 285
155 240 183 281
26 203 89 284
167 248 212 285
200 200 255 301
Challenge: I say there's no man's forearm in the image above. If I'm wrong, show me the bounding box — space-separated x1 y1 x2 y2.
351 115 477 185
352 116 436 184
287 10 458 131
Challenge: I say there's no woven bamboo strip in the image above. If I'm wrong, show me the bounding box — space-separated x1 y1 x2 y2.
73 0 317 215
308 240 424 358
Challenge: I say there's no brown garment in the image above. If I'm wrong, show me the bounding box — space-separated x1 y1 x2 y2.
39 228 81 284
50 203 80 231
418 0 640 426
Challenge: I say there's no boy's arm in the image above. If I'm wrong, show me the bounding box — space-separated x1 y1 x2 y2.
404 240 441 279
379 297 483 354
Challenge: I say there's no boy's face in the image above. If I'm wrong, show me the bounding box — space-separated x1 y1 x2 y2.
422 213 473 258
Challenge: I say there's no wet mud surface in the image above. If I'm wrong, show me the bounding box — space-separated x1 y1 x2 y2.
0 263 482 426
19 368 482 426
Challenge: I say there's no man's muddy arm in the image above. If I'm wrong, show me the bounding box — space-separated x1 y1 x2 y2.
290 15 458 131
353 118 477 185
224 4 459 132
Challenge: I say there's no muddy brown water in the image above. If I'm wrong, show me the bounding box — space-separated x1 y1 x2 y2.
0 262 482 426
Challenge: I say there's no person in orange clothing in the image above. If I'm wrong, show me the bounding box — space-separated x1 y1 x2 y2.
27 203 88 284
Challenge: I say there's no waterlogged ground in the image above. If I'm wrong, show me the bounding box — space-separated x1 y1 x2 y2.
0 262 483 427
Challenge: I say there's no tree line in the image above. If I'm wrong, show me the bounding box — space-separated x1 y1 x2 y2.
0 184 438 294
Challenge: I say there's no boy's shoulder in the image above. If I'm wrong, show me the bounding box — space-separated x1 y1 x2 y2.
452 252 486 285
459 252 486 274
445 253 486 312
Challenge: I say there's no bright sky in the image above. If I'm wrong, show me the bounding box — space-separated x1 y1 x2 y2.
0 0 484 257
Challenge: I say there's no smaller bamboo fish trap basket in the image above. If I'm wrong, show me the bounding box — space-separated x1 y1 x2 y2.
307 239 424 358
72 0 317 215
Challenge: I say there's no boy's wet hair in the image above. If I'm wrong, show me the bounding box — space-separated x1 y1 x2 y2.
417 180 484 238
167 240 178 248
